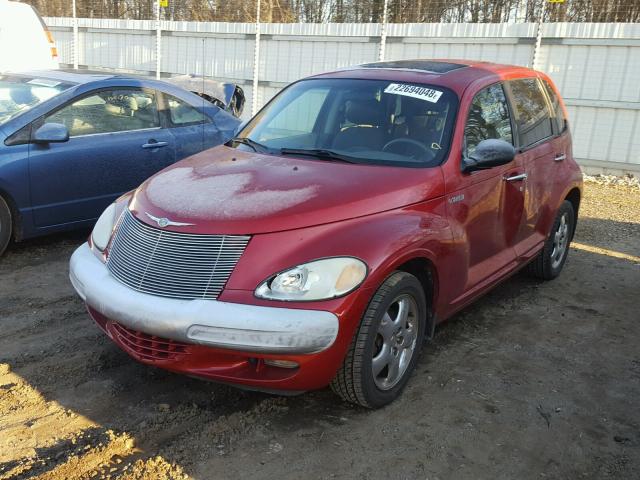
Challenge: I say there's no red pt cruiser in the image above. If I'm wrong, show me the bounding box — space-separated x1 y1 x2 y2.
70 60 582 407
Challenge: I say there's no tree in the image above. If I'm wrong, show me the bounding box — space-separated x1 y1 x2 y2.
19 0 640 22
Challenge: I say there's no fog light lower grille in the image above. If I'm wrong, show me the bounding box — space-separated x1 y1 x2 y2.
112 322 191 361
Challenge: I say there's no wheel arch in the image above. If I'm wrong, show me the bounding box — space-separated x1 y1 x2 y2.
564 187 581 240
387 255 438 339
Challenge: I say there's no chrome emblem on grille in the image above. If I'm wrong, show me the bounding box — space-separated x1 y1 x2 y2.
145 212 194 228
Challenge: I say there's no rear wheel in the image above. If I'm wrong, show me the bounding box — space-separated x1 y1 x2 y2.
0 196 12 256
330 271 427 408
527 200 575 280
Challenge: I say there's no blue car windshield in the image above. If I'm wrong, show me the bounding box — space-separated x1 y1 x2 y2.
0 75 74 125
236 78 458 167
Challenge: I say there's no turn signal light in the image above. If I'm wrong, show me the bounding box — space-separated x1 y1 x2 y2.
264 359 299 369
44 29 58 59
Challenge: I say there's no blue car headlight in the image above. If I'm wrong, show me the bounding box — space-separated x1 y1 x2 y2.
91 203 117 252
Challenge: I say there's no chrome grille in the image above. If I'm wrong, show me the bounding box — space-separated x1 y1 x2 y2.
106 211 250 300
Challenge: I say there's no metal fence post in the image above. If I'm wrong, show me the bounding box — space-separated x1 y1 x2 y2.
532 0 547 69
251 0 262 116
378 0 390 62
155 0 161 79
72 0 78 69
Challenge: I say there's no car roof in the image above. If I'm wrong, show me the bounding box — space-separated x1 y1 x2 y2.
4 68 181 85
309 59 536 94
6 69 117 85
358 60 469 74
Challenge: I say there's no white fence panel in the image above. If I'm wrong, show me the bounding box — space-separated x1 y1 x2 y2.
385 23 537 67
160 22 256 81
44 18 640 173
535 23 640 172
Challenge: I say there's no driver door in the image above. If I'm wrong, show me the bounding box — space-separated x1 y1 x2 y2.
445 82 526 308
28 87 176 228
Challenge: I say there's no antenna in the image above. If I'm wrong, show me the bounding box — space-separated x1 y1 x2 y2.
201 37 205 152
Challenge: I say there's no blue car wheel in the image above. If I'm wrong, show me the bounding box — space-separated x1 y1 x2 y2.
0 196 11 256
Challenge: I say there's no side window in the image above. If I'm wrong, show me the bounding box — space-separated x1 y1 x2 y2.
166 94 209 126
464 83 513 157
542 80 567 134
45 88 159 137
508 78 554 148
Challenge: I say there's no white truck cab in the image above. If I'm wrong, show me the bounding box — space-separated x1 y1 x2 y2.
0 1 59 72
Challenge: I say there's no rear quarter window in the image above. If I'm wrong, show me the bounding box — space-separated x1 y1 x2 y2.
508 78 554 149
542 80 567 134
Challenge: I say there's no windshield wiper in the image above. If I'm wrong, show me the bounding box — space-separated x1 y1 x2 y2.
229 136 270 153
279 148 359 164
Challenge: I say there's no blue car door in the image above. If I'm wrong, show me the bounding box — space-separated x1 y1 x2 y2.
28 87 176 228
161 92 228 160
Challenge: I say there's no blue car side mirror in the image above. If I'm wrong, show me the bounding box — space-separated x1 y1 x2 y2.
33 123 70 144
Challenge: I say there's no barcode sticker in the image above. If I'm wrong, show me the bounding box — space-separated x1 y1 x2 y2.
384 83 443 103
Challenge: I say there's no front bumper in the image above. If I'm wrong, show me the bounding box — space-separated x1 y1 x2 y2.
69 243 339 355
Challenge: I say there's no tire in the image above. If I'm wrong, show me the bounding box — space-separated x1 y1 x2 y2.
330 271 427 408
526 200 575 280
0 196 12 257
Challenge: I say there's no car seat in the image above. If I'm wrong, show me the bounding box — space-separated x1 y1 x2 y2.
332 99 386 152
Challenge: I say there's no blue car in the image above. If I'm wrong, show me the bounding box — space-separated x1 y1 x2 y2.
0 70 240 255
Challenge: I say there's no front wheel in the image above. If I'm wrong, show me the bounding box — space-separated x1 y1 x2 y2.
330 271 427 408
526 200 575 280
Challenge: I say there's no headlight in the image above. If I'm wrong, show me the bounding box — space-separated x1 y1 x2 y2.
255 257 367 301
91 203 117 252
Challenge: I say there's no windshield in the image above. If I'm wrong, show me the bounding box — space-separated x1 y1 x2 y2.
236 78 458 167
0 75 74 125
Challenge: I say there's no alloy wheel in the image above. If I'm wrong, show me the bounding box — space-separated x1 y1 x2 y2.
550 212 570 269
372 294 419 390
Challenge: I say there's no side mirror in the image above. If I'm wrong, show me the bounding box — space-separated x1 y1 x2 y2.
33 123 70 144
462 139 516 173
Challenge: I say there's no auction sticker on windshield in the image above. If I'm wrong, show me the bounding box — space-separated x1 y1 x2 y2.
384 83 443 103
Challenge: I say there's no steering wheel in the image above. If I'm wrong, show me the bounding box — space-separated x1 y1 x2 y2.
382 138 434 161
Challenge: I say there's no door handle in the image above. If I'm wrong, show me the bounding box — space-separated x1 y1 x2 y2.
503 173 528 182
554 153 566 162
142 141 169 149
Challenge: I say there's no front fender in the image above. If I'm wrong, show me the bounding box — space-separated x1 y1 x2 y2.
0 142 31 240
218 197 452 382
222 196 453 312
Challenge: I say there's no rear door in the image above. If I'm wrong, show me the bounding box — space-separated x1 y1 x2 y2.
28 87 176 227
445 82 525 305
541 78 574 210
505 77 558 259
160 92 222 160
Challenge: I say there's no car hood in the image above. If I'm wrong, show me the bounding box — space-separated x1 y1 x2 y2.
129 146 445 235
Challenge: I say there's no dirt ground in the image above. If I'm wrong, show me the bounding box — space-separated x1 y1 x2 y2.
1 181 639 480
